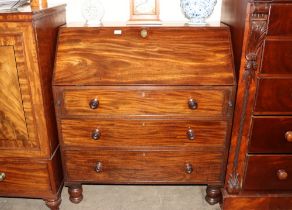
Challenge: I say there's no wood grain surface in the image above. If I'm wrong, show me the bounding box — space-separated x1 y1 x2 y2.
58 86 233 118
249 117 292 153
60 119 228 149
261 40 292 74
268 4 292 36
54 26 235 86
0 46 28 141
244 155 292 191
63 150 223 184
0 29 39 152
254 78 292 115
0 159 50 195
222 189 292 210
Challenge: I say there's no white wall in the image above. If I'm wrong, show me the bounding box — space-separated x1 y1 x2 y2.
49 0 222 24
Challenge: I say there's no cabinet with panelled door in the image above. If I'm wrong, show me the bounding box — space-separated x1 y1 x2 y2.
0 4 65 210
53 23 236 205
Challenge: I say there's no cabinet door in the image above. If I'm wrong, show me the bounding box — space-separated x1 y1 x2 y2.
0 46 28 141
0 26 44 157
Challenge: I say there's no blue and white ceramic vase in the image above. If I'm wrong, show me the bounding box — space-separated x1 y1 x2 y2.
180 0 217 24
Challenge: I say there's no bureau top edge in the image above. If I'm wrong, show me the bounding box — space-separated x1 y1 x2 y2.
62 22 229 29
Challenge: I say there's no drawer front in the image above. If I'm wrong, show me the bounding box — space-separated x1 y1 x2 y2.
0 160 50 195
54 27 234 86
63 150 223 183
254 78 292 114
268 4 292 36
261 40 292 74
59 87 232 118
249 117 292 153
61 119 228 148
244 155 292 191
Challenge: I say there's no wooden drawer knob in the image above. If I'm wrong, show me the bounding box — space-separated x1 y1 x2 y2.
91 129 101 140
140 29 148 38
187 128 196 140
285 131 292 142
277 169 288 180
89 98 99 109
188 99 198 110
95 162 103 173
0 172 6 182
185 163 193 174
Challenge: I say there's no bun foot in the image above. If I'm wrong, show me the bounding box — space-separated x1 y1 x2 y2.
44 197 61 210
68 185 83 204
205 186 222 205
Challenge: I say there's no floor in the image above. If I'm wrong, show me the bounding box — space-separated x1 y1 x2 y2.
0 185 221 210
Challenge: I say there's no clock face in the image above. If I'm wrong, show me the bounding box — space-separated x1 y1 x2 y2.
134 0 156 15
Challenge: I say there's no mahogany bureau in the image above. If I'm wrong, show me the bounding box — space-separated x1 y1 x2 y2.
53 23 236 205
0 4 65 210
221 0 292 209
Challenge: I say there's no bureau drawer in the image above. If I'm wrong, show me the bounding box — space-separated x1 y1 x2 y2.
60 119 228 149
54 27 235 86
57 87 233 118
244 155 292 191
0 160 50 196
254 78 292 114
63 150 223 184
267 4 292 36
249 117 292 153
261 40 292 74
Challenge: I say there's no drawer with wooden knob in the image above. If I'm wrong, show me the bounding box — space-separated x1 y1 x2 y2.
249 117 292 153
0 160 51 196
60 119 228 149
244 155 292 191
63 150 224 184
55 86 233 118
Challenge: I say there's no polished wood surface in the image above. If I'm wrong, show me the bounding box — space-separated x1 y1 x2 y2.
64 150 223 184
261 40 292 74
58 87 233 118
0 46 28 141
0 5 65 210
54 26 235 86
60 119 228 149
221 0 292 209
249 117 292 153
222 189 292 210
268 4 292 36
244 155 292 190
254 78 292 114
53 24 236 205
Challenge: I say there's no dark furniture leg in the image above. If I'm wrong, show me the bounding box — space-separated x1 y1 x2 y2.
205 185 222 205
68 184 83 204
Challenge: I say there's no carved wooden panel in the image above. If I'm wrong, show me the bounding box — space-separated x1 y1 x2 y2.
0 25 39 152
0 46 28 141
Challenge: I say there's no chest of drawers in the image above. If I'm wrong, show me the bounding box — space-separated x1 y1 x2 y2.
53 24 236 205
221 0 292 209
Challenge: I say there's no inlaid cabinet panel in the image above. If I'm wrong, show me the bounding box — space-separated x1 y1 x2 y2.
0 32 39 153
0 46 28 141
